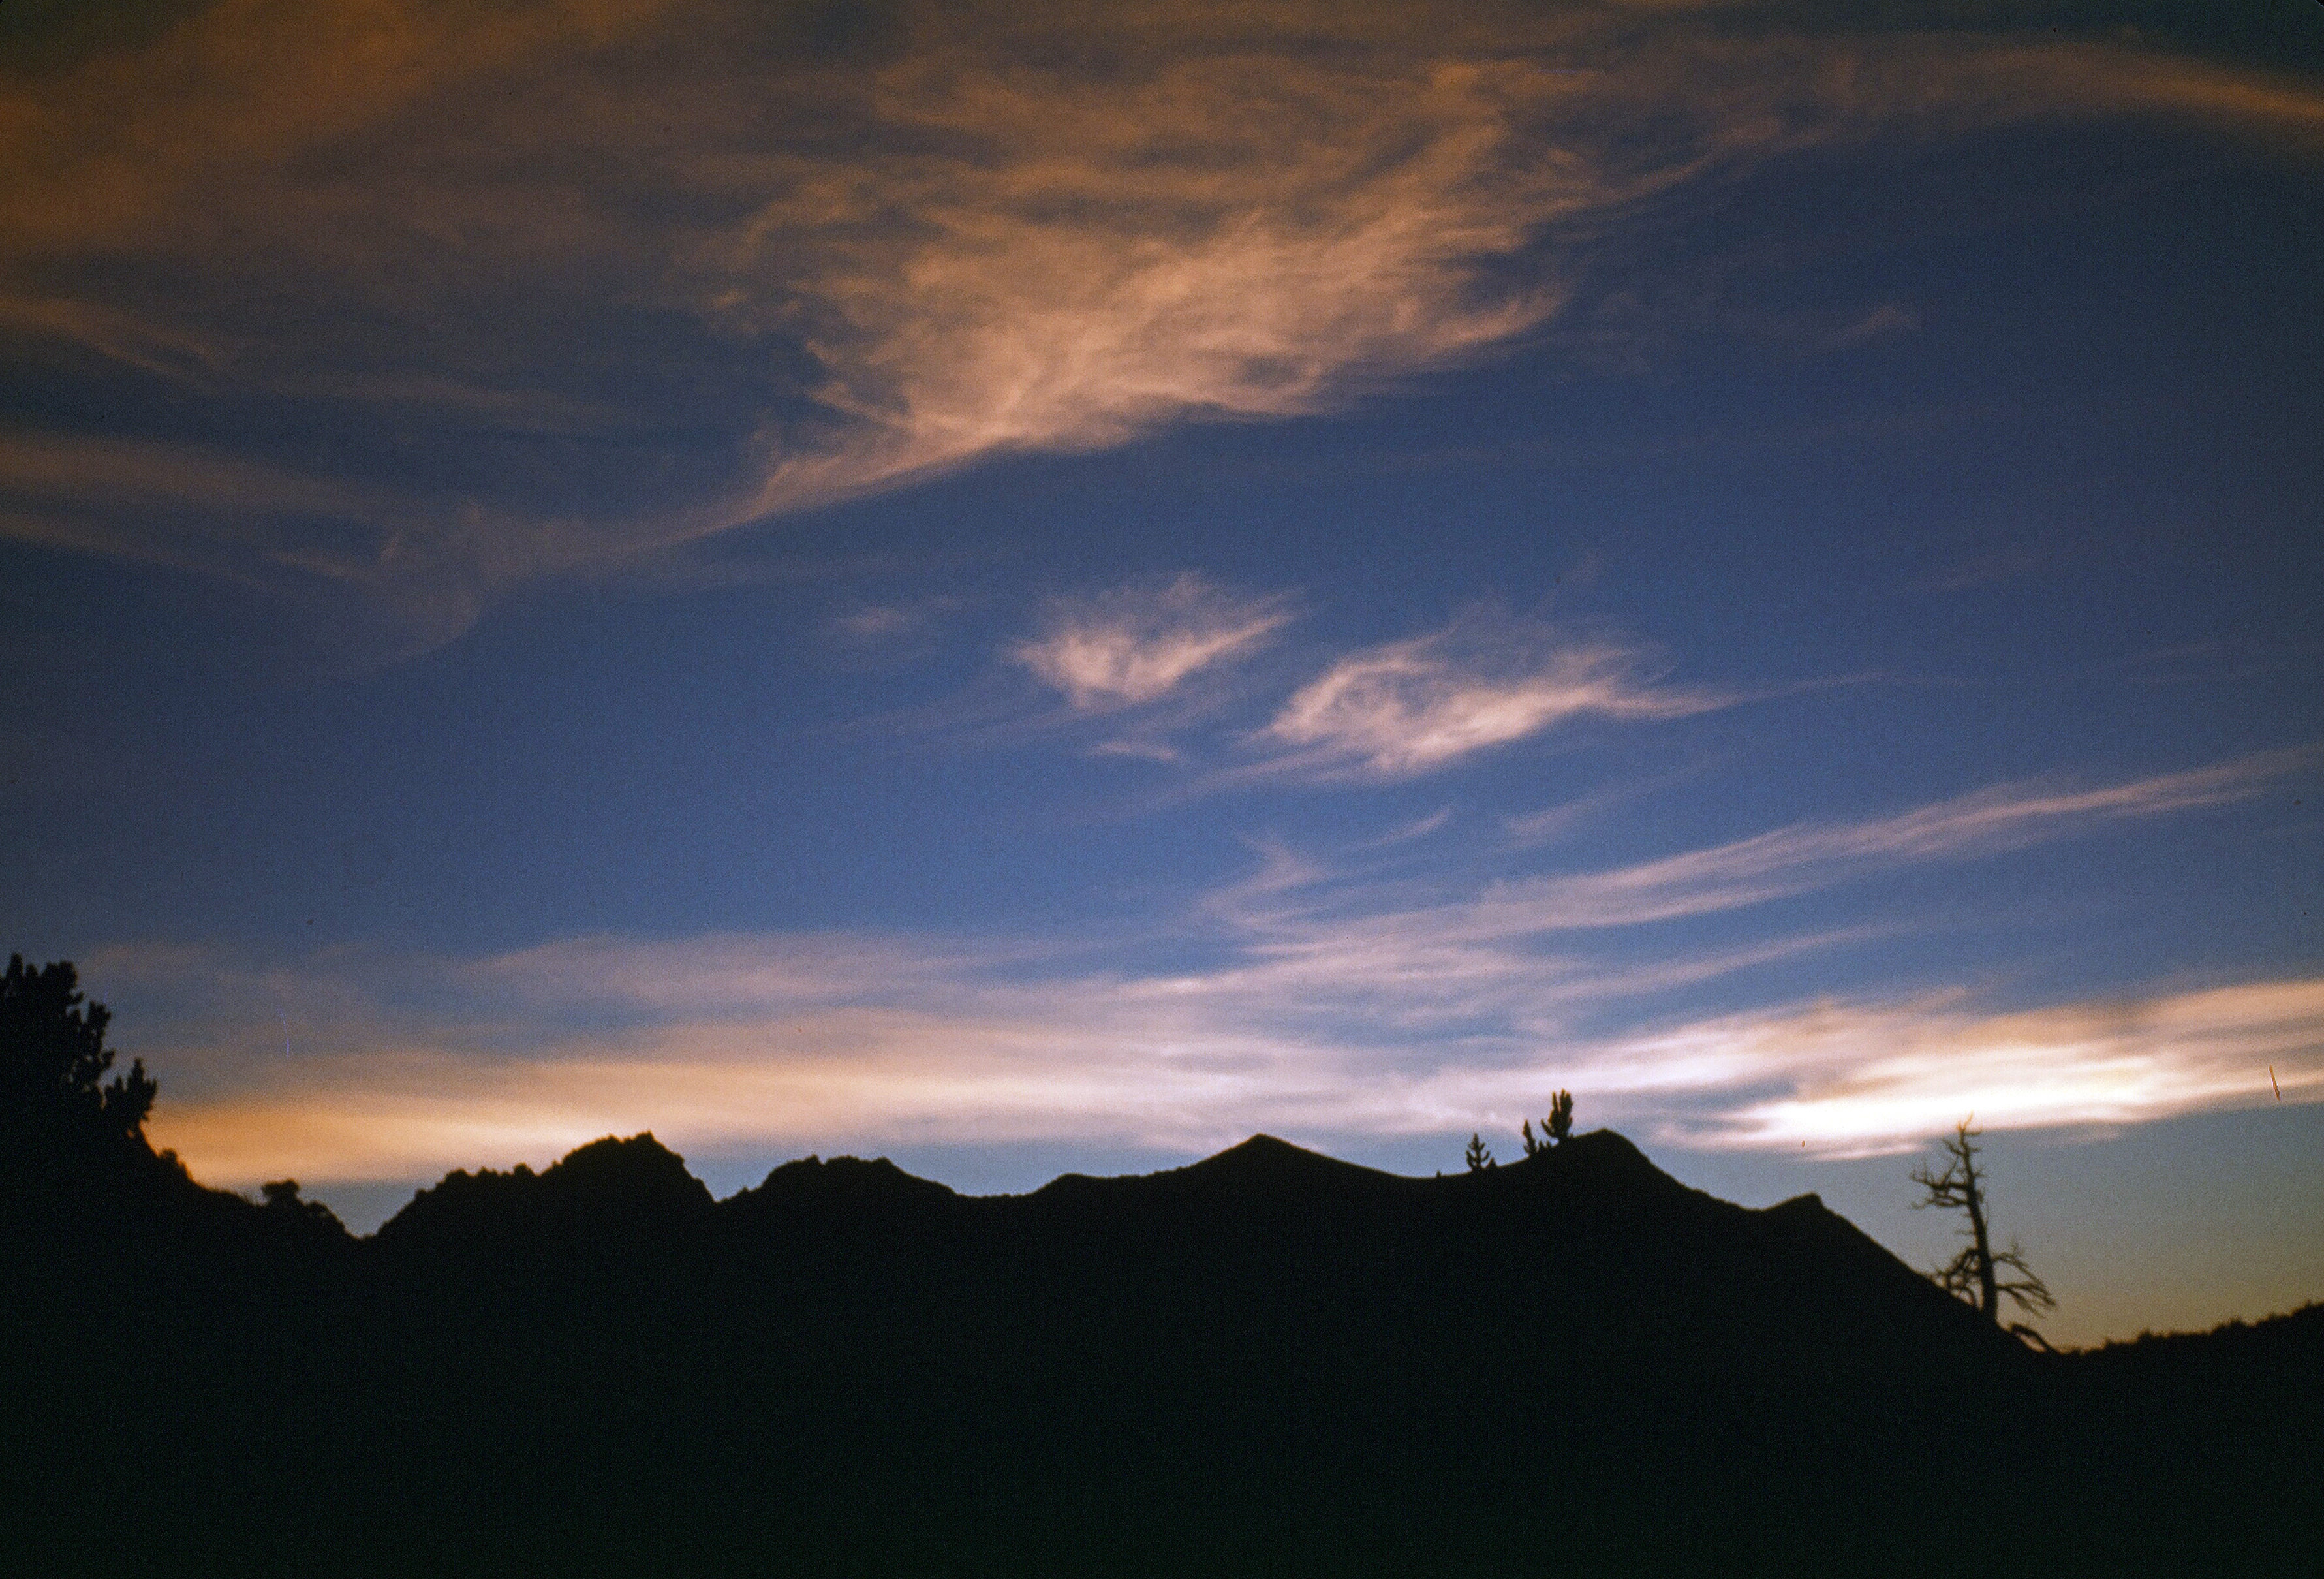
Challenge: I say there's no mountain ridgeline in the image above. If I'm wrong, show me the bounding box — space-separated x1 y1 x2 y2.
7 1126 2320 1578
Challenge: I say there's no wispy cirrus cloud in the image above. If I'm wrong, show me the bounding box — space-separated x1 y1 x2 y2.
1637 980 2324 1156
1252 611 1728 780
4 1 2318 656
1012 574 1295 711
1152 755 2302 1047
131 937 2324 1186
1451 749 2312 930
108 748 2317 1185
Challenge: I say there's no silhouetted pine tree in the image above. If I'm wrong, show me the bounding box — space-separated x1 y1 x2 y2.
1 954 155 1149
1521 1091 1574 1156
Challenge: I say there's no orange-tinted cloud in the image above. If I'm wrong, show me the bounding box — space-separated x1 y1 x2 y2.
5 1 2319 653
113 748 2319 1185
139 956 2324 1184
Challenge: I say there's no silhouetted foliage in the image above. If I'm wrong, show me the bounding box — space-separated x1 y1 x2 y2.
1522 1090 1575 1156
5 971 2312 1579
1464 1131 1496 1170
260 1178 347 1235
1911 1118 2054 1336
1 953 155 1149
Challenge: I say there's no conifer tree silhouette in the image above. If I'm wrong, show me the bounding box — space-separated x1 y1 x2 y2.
1 954 155 1147
1523 1091 1575 1156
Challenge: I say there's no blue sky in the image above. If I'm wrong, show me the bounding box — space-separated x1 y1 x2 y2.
3 0 2319 1343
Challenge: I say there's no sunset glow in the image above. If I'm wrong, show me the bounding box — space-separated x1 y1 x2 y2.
5 0 2319 1345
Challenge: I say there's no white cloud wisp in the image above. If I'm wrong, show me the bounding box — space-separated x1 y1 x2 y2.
112 751 2318 1185
1254 614 1729 780
1450 750 2310 931
1012 574 1294 710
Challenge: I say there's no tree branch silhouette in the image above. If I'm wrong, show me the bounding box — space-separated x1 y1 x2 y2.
1911 1118 2054 1334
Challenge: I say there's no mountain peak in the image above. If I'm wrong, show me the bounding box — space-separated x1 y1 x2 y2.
536 1131 715 1213
1197 1133 1335 1170
542 1131 702 1189
1159 1133 1406 1195
375 1131 711 1247
737 1152 959 1210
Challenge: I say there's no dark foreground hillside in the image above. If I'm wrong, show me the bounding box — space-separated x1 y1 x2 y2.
6 1129 2319 1579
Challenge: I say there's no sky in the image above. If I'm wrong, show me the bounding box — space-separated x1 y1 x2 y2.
2 0 2320 1346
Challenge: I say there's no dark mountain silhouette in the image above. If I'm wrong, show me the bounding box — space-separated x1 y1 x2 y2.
377 1132 717 1253
5 1120 2318 1578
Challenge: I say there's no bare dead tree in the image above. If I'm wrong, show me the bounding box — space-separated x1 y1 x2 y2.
1910 1118 2054 1337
